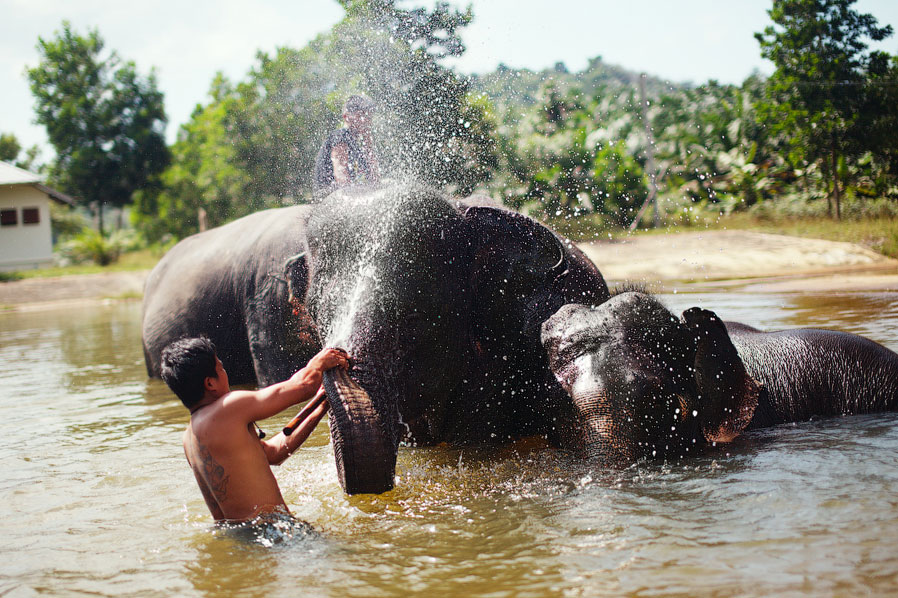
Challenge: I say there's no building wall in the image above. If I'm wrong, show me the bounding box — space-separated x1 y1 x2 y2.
0 184 54 271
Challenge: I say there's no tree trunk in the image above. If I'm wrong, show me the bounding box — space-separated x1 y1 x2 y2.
830 144 841 221
97 201 105 237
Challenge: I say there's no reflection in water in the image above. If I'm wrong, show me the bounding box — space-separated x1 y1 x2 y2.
1 294 898 597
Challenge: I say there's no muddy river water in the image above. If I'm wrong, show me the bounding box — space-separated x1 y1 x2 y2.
2 289 898 597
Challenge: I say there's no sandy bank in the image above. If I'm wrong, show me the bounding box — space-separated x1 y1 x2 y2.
0 270 149 311
2 230 897 312
579 230 898 293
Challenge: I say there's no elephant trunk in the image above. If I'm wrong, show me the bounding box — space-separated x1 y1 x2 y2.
570 388 638 466
324 367 397 494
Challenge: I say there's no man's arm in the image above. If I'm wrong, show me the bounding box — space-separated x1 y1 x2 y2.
358 132 380 182
331 143 351 185
223 348 348 425
260 389 330 466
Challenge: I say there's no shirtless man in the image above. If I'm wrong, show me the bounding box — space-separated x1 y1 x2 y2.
160 337 349 522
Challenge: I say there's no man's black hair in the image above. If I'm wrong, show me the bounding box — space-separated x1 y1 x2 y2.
343 94 375 114
160 337 218 409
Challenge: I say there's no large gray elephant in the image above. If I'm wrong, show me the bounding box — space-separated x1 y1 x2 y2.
142 206 318 386
142 182 610 494
540 290 898 466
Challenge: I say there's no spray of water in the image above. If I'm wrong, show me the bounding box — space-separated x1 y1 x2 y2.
317 178 426 352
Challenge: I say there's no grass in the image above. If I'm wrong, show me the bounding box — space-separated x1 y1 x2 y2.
548 206 898 260
1 249 161 281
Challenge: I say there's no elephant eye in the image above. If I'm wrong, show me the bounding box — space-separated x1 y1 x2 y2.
558 336 609 369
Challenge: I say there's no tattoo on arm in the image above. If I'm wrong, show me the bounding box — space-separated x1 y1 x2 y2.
198 442 230 503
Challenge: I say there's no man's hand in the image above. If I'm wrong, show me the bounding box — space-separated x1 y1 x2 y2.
309 347 350 372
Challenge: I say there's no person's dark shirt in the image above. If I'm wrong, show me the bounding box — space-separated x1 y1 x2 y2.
313 128 373 193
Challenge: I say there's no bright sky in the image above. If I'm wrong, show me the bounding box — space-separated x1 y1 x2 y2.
2 0 898 158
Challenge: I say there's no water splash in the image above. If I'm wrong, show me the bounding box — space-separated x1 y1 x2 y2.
326 261 379 350
317 179 426 351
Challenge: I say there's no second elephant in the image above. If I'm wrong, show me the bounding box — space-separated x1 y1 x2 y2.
541 290 898 466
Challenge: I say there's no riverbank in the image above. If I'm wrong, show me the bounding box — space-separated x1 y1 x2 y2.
2 230 898 311
579 230 898 293
0 270 148 311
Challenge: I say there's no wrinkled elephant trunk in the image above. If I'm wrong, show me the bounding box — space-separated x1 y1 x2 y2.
571 389 638 466
323 368 396 494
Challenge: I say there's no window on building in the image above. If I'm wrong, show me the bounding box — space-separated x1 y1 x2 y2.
0 209 17 227
22 208 40 225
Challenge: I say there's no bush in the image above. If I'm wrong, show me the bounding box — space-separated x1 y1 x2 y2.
0 271 23 282
58 229 139 266
49 203 89 242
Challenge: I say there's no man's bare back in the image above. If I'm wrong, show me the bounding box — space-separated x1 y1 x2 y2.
161 341 349 523
184 409 287 521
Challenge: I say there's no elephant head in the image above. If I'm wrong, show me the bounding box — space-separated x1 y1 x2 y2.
540 291 760 466
301 183 608 494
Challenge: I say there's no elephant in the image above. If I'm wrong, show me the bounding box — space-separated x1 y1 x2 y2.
540 290 898 467
142 182 611 494
142 206 319 387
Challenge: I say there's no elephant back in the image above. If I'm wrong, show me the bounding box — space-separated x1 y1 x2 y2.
142 205 311 382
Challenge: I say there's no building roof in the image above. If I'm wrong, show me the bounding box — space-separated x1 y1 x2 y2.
0 160 75 205
0 160 42 185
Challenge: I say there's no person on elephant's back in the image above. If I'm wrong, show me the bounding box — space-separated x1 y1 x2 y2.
161 337 349 523
314 95 380 194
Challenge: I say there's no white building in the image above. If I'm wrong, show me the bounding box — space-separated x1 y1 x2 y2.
0 161 75 271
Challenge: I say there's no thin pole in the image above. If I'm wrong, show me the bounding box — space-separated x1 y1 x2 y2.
637 73 660 228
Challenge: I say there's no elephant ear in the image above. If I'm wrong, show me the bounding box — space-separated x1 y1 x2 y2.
682 307 760 443
283 252 308 304
463 206 566 331
281 252 321 350
464 206 565 274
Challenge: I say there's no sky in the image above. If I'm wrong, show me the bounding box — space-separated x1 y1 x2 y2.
3 0 898 159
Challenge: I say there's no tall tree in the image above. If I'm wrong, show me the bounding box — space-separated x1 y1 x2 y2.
27 22 169 234
223 0 496 202
755 0 894 218
133 75 251 242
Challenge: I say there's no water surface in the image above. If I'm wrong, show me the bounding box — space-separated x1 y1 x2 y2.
2 290 897 597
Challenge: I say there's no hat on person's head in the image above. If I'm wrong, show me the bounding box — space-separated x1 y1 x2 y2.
343 95 376 114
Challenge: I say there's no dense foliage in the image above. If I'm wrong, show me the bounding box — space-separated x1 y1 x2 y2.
480 0 898 227
756 0 897 219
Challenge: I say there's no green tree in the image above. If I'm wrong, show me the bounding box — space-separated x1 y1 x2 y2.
0 133 21 163
26 22 169 234
755 0 894 218
592 141 646 225
859 55 898 194
498 81 646 223
0 133 41 171
133 75 252 241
